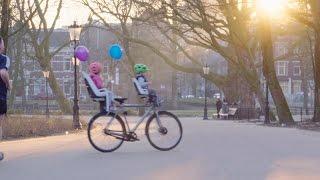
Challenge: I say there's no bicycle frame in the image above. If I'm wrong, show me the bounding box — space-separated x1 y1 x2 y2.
105 103 161 134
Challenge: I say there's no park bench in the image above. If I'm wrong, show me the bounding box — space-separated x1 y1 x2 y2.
213 107 238 120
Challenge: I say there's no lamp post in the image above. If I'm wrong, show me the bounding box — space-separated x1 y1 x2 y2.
68 21 82 129
265 79 270 124
43 70 50 118
203 64 210 120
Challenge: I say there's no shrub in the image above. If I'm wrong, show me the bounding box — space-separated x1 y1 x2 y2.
2 115 86 140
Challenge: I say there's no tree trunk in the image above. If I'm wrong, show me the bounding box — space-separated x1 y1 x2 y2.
171 69 178 108
37 57 72 114
8 23 24 108
223 69 240 103
8 55 19 108
259 16 294 124
222 76 256 119
301 58 309 115
47 67 72 114
191 74 197 97
223 63 258 119
1 0 11 54
313 31 320 121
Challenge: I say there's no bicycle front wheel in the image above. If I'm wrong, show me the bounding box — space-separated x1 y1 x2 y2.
145 111 183 151
87 112 126 153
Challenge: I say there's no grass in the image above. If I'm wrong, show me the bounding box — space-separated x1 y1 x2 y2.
2 115 87 140
168 109 217 117
178 98 217 105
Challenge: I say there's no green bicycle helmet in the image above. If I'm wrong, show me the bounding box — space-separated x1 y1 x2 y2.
134 64 150 74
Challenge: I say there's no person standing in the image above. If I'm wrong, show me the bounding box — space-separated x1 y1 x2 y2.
222 98 229 114
0 36 11 161
216 98 222 118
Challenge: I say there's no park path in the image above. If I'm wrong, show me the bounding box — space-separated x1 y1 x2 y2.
1 118 320 180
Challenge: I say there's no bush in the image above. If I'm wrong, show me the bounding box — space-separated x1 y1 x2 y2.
2 115 86 140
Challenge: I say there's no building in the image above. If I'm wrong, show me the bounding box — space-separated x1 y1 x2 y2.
259 35 314 107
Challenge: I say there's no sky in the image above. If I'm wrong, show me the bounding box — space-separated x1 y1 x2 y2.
47 0 92 28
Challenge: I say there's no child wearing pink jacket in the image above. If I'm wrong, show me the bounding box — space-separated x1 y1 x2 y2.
89 62 104 89
89 62 114 112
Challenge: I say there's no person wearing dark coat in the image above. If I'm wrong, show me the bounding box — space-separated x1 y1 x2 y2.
216 98 222 118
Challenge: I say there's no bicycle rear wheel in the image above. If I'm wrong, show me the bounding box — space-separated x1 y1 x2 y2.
87 112 126 153
145 111 183 151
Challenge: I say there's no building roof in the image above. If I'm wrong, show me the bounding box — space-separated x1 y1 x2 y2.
38 30 70 47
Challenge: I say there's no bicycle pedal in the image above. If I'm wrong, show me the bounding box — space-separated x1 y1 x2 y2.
128 138 139 142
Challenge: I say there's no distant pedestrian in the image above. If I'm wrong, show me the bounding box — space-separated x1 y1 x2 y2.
0 36 11 161
216 98 222 118
222 98 229 114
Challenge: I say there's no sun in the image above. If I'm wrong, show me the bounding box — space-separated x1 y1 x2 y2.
256 0 288 16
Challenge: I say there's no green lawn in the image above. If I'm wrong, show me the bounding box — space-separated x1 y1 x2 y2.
178 98 216 105
168 109 217 117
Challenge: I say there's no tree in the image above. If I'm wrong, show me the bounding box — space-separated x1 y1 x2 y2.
288 0 320 121
16 0 72 113
133 0 282 119
84 0 294 121
258 14 294 124
1 0 11 54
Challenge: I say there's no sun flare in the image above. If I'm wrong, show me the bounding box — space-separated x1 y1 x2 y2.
256 0 288 16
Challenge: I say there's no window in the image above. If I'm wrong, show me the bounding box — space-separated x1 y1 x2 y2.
34 83 41 95
292 81 302 95
280 81 289 95
64 61 71 71
276 61 288 76
64 82 71 95
54 55 64 61
33 61 41 71
48 86 52 95
293 66 301 76
52 62 63 71
274 43 288 56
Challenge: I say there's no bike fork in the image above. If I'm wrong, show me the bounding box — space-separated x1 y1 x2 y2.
155 111 164 128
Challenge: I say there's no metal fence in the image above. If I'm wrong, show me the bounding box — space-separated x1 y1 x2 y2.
8 100 320 122
217 106 317 122
10 102 99 115
270 107 317 122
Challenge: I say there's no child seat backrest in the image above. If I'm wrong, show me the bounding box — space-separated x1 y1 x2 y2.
132 78 149 96
82 72 102 98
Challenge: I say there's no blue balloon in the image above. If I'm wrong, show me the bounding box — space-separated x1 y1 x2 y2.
108 44 123 61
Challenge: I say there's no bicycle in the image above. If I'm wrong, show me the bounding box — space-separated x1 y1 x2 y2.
83 73 183 153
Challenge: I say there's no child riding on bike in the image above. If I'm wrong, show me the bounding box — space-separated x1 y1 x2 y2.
89 61 114 111
134 64 159 106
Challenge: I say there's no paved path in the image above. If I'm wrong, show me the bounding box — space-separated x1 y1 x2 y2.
1 118 320 180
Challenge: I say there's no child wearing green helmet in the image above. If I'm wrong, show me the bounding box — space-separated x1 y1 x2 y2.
134 64 159 106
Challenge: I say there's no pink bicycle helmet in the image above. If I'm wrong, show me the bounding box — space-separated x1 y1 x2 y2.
89 62 102 74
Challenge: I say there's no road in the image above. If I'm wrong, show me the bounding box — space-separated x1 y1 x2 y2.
1 118 320 180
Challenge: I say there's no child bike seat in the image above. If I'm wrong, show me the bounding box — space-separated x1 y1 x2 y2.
132 78 149 97
83 72 108 101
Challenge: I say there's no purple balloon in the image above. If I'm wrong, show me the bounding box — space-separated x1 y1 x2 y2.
75 46 89 61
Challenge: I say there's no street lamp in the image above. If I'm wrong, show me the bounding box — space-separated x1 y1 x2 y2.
265 79 270 124
203 64 210 120
42 70 50 118
68 21 82 129
72 57 80 66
